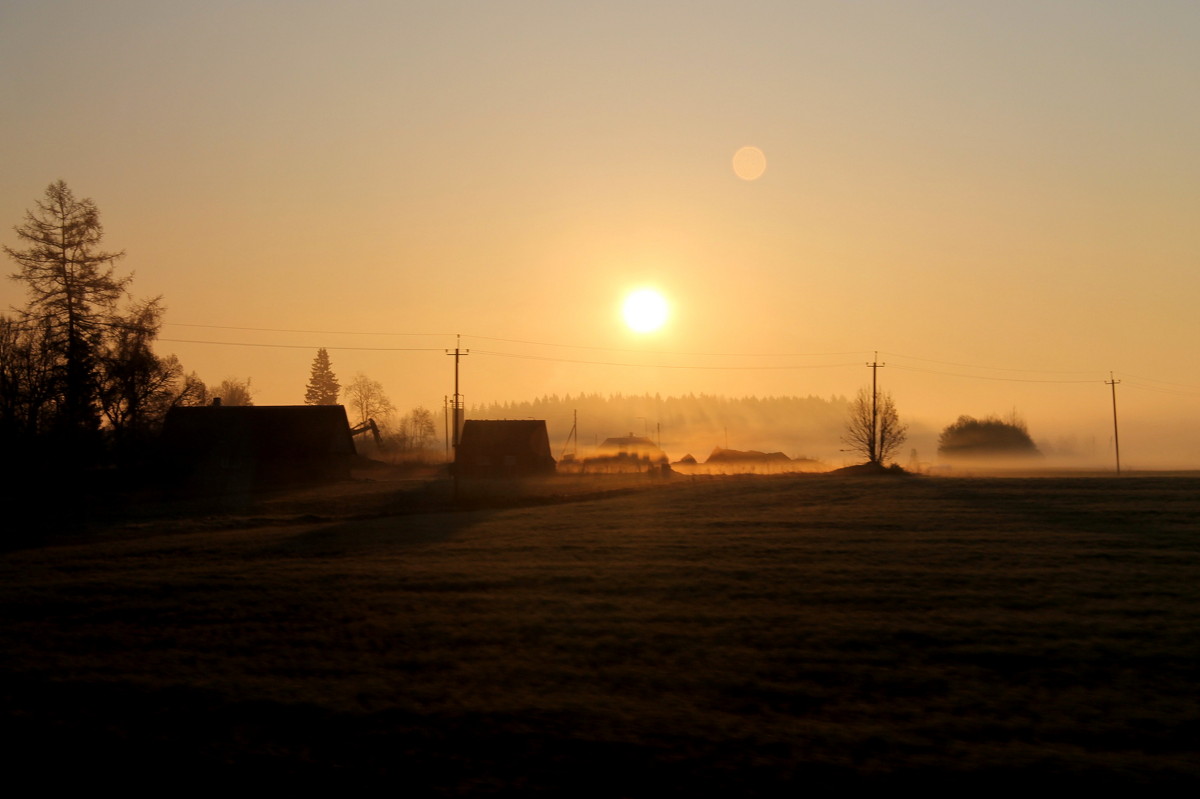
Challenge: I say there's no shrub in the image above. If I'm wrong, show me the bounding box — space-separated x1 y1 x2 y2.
938 415 1041 459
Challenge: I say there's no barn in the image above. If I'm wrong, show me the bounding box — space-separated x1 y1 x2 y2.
160 405 357 488
456 420 556 478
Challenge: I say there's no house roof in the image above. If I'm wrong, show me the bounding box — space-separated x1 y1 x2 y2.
456 419 556 475
458 419 550 452
597 434 660 453
161 405 356 458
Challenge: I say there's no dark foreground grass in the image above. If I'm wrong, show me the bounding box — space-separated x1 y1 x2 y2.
2 473 1198 792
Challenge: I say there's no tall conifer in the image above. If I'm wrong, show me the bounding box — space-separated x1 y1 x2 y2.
5 181 129 442
304 348 340 405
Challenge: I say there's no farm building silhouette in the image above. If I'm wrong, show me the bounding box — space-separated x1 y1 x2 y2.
559 432 668 474
597 433 665 460
160 405 357 488
456 420 556 477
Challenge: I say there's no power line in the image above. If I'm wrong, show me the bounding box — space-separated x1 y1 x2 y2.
166 323 865 359
155 323 1185 393
158 338 444 352
166 323 453 337
466 334 865 359
888 362 1099 383
1120 373 1200 391
881 350 1100 376
472 349 862 371
1121 380 1200 397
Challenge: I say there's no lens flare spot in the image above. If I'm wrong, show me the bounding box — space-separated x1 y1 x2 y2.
732 146 767 181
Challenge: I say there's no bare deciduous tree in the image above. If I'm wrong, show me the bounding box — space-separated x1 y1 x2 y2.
843 388 907 465
0 315 59 443
344 373 394 425
399 405 436 451
97 298 173 439
214 377 254 407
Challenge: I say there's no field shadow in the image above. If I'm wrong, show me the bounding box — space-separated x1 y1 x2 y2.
269 509 489 556
929 475 1200 537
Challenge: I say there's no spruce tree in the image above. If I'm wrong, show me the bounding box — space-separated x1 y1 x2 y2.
304 348 340 405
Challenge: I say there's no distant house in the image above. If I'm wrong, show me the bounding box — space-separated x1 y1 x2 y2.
597 433 667 463
160 405 357 488
456 420 556 478
666 447 822 475
557 432 670 474
704 447 792 467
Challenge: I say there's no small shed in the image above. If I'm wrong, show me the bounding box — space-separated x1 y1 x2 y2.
160 405 357 488
456 420 556 478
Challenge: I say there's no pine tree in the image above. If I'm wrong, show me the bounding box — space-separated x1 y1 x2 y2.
304 348 340 405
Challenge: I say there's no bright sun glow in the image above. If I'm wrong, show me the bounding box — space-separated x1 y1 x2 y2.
622 289 669 333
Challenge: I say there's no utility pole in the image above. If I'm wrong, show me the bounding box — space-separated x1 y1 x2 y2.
446 335 469 498
866 351 885 463
559 409 578 460
1106 372 1122 475
445 334 470 449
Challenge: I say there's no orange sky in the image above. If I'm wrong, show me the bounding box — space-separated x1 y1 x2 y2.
2 1 1198 466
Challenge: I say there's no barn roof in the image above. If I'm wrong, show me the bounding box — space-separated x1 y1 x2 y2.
598 434 660 453
459 419 549 449
456 420 556 477
161 405 356 485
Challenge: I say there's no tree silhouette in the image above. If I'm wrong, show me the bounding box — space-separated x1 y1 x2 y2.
843 388 907 465
97 298 174 443
402 406 437 450
345 373 394 425
214 377 254 407
4 181 129 441
0 315 58 445
304 348 340 405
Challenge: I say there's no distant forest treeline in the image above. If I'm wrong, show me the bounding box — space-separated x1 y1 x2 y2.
470 393 853 462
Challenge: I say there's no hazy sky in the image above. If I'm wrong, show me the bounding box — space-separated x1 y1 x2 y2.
2 1 1198 465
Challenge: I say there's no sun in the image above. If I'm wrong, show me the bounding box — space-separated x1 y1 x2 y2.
622 289 669 333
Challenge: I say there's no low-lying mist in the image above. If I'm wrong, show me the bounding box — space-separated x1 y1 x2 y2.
470 393 1186 471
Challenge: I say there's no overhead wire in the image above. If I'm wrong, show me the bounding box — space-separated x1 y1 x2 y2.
166 323 866 360
166 322 453 337
465 333 865 359
879 350 1101 376
1121 380 1200 397
887 363 1104 385
472 349 862 371
157 321 1189 391
158 338 444 352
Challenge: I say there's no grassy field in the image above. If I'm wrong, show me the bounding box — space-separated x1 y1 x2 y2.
2 471 1198 791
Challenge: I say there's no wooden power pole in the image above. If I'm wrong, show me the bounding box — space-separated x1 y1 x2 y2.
1106 372 1122 475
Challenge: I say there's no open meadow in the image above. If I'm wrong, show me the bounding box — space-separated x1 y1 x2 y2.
2 470 1198 792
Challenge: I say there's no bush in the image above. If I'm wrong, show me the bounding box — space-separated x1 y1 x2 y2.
938 415 1041 460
